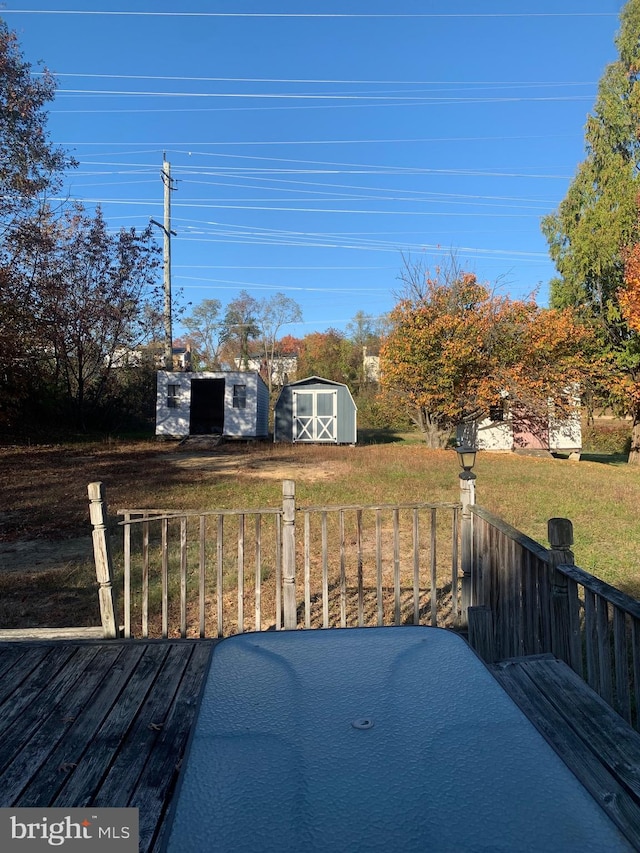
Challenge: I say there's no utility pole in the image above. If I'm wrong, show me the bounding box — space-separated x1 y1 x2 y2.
151 154 177 371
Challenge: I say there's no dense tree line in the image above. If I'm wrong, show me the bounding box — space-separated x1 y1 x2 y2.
0 20 161 435
542 0 640 463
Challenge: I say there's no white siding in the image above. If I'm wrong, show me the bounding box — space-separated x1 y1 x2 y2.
156 372 192 437
155 371 269 438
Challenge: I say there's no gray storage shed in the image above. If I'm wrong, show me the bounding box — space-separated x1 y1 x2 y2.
156 370 269 439
274 376 357 444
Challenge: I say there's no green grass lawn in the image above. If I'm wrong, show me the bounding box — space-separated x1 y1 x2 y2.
1 431 639 631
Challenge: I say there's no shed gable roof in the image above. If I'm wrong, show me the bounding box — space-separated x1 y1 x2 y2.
285 375 347 389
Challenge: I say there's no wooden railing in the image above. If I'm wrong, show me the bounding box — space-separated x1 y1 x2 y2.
89 480 461 640
469 505 640 731
89 477 640 728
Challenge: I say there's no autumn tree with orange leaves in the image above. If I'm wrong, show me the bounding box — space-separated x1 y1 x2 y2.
621 241 640 334
380 261 595 448
615 238 640 463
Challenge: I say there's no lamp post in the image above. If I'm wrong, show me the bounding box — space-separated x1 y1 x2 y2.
457 446 477 628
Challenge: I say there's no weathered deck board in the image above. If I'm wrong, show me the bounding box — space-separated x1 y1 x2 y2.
491 654 640 851
0 645 124 804
16 643 148 808
0 640 214 853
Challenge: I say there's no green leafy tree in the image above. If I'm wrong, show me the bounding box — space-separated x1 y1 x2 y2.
297 329 360 387
345 311 383 351
182 299 223 369
541 0 640 460
0 21 74 225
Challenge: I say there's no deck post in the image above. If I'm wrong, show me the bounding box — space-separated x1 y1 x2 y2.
282 479 297 629
459 471 476 629
87 481 119 638
547 517 575 666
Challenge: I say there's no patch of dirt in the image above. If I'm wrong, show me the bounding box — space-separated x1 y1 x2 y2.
0 537 93 573
173 451 346 482
0 440 349 576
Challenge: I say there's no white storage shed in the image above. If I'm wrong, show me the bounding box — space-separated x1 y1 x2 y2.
155 371 269 439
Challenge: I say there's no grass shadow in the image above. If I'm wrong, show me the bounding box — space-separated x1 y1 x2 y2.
357 429 420 445
577 451 630 466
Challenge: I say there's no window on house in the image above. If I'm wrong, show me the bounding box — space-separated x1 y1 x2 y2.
167 384 179 408
489 401 506 422
233 384 247 409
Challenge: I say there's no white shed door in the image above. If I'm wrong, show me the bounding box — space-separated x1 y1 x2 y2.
293 390 337 442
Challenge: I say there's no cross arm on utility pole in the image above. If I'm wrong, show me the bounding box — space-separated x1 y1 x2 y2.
150 219 177 238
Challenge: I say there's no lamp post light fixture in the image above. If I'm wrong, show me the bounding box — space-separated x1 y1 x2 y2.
457 445 477 627
456 446 477 480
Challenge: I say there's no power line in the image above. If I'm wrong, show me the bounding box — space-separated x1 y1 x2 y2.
2 10 618 18
46 73 599 86
49 97 594 115
55 88 594 103
61 157 572 177
53 134 578 147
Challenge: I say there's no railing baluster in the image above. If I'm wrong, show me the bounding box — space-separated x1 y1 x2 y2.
161 518 169 639
237 514 245 634
217 515 224 638
393 508 400 625
632 617 640 731
566 576 583 677
451 506 459 623
357 509 364 627
142 516 149 639
304 512 311 629
376 510 383 627
613 606 631 723
412 509 419 625
596 595 613 704
255 514 262 633
321 512 328 629
123 512 131 639
430 508 437 627
199 515 206 639
180 516 187 638
513 538 524 657
584 590 598 692
339 510 346 628
275 514 282 631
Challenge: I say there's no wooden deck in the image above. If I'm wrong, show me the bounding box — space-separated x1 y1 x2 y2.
2 638 640 851
491 654 640 850
0 639 214 853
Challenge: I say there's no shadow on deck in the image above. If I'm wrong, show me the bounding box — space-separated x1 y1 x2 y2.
0 640 214 853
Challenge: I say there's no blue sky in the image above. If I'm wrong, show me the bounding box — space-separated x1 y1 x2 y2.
1 1 625 339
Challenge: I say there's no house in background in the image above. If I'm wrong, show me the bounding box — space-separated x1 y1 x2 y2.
274 376 357 444
362 346 380 383
456 392 582 458
170 345 192 371
108 344 192 371
155 370 269 439
233 354 298 387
